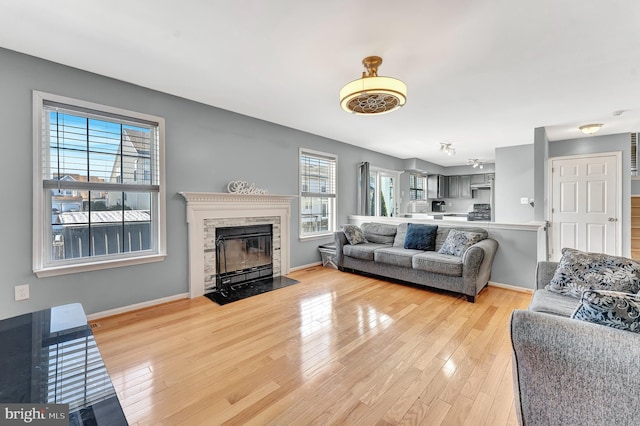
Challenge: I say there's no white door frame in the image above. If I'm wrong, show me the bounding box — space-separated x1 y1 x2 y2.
547 151 623 258
370 166 402 217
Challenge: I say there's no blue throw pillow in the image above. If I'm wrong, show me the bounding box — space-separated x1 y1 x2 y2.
404 223 438 251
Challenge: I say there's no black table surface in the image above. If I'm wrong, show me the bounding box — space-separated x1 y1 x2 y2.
0 303 128 425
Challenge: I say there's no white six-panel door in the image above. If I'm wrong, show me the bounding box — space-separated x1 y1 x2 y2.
550 153 620 261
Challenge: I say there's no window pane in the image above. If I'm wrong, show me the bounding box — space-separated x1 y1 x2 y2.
49 189 153 260
301 196 331 233
380 175 394 217
124 192 152 252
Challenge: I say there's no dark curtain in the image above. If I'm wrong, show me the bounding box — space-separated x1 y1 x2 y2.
358 162 372 215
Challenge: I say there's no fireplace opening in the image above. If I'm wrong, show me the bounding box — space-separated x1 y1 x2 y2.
215 224 273 295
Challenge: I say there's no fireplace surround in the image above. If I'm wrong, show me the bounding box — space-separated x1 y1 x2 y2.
179 192 295 298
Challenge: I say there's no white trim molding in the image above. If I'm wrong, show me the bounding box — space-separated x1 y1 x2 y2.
179 192 296 298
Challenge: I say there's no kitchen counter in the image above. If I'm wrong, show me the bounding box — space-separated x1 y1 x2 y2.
404 212 471 221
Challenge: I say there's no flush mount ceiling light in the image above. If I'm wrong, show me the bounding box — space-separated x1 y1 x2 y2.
468 159 484 169
440 143 456 156
578 123 603 135
340 56 407 115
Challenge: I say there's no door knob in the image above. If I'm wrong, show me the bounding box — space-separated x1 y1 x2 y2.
608 217 618 222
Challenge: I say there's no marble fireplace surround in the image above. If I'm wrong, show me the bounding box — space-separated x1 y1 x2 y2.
179 192 295 298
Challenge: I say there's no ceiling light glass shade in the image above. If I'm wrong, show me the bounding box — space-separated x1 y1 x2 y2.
578 123 603 134
340 56 407 115
340 77 407 115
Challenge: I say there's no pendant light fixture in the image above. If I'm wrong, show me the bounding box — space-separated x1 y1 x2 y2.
340 56 407 115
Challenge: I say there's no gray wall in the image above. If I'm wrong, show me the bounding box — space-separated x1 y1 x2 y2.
547 132 632 256
533 127 549 221
0 48 403 318
495 145 535 223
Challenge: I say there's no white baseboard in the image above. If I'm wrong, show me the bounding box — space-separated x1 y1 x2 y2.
86 293 189 321
488 281 534 294
289 261 322 272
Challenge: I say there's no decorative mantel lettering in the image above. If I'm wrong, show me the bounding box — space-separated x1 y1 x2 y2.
227 180 268 195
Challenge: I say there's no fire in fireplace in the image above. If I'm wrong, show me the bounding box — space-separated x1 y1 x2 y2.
215 224 273 295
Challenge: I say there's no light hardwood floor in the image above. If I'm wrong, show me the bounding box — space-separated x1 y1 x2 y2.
91 267 532 426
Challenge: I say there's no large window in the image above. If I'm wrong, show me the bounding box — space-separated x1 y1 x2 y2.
299 149 337 238
409 173 426 200
33 92 166 277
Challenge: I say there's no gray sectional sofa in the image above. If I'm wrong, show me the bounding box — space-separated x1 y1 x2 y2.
334 222 498 302
510 261 640 425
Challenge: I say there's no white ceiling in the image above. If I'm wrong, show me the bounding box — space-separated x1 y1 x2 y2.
2 0 640 166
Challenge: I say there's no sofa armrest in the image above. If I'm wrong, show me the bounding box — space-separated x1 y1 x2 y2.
536 261 558 290
510 310 640 425
334 231 347 267
462 238 498 295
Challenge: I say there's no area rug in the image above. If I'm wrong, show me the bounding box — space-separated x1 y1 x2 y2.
204 276 300 305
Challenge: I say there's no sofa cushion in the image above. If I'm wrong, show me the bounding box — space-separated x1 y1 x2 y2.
546 248 640 298
528 289 582 317
374 247 423 268
342 243 388 261
404 223 438 251
571 289 640 333
438 229 486 257
393 223 409 247
342 224 366 245
361 222 397 244
412 252 463 277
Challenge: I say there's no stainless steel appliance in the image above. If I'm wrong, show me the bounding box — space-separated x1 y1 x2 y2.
431 200 446 212
467 203 491 221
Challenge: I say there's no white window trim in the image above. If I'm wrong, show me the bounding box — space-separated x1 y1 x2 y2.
298 148 338 240
32 91 167 277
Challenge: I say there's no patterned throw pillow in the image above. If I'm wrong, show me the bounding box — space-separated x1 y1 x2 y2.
571 289 640 333
404 223 438 251
342 224 366 245
438 229 485 257
546 248 640 298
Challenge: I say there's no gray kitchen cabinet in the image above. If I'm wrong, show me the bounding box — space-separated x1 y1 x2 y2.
427 175 448 199
447 176 460 198
470 174 486 185
459 175 472 198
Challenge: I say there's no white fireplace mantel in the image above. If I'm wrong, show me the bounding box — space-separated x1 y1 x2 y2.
179 192 296 298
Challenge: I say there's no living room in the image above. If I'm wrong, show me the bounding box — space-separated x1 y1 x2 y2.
1 2 640 425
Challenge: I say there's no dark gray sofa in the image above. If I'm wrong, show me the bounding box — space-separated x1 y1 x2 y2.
510 261 640 425
334 222 499 302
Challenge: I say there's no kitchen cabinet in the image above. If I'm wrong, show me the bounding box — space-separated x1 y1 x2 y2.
445 175 471 199
470 174 487 185
427 175 448 199
470 173 494 189
447 176 459 198
459 175 472 198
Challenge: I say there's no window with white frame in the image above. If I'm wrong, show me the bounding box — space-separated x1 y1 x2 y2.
409 173 426 200
299 149 337 238
33 92 166 277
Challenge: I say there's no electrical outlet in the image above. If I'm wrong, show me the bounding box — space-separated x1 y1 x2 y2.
520 197 529 205
15 284 29 301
